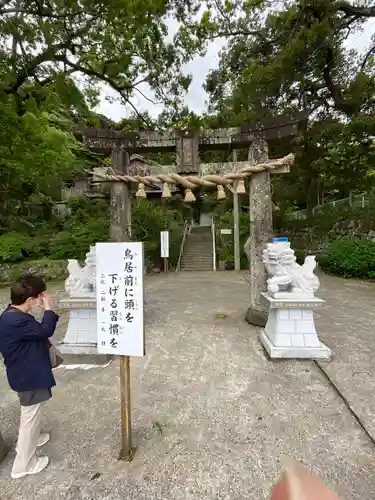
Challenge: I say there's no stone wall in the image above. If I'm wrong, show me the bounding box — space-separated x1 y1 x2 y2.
0 259 68 285
278 220 375 258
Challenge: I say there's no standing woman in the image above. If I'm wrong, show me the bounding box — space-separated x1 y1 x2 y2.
0 274 59 479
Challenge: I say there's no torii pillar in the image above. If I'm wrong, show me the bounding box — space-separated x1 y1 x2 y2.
245 139 273 327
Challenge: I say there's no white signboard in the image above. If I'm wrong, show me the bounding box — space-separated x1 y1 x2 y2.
160 231 169 258
221 228 232 235
96 242 145 357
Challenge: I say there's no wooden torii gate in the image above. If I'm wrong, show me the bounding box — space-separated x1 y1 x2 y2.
77 112 307 328
71 114 308 461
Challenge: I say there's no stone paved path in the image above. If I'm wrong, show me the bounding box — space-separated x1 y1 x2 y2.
0 272 375 499
317 274 375 443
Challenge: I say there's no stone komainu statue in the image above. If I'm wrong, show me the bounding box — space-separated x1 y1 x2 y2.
262 241 320 299
64 246 96 298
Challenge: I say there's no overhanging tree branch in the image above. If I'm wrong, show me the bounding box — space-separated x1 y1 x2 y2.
361 43 375 70
323 44 357 116
4 46 59 93
206 29 268 40
54 56 153 127
0 7 84 18
133 86 160 105
3 23 94 93
336 1 375 18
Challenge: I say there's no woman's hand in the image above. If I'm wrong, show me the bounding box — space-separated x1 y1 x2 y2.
41 293 54 311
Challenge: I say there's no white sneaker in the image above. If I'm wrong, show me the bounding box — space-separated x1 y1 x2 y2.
11 456 49 479
15 433 50 453
37 433 50 447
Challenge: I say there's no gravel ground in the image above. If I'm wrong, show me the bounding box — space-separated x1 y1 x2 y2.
0 272 374 500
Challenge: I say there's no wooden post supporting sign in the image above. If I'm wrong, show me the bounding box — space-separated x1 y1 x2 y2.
109 146 135 461
119 350 133 460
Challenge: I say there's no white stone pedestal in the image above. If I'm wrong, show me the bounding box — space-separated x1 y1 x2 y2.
58 297 98 355
259 293 331 360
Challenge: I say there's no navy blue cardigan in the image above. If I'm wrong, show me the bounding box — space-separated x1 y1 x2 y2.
0 306 59 392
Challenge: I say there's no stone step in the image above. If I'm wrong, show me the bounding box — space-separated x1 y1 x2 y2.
181 265 213 268
186 238 212 242
184 248 212 251
184 246 212 251
188 233 212 236
181 260 212 263
186 241 211 244
181 267 213 271
185 242 212 246
183 252 212 257
181 268 213 272
190 228 211 233
187 233 212 237
181 262 213 266
183 250 212 254
188 238 212 241
181 266 213 270
182 251 213 259
184 244 212 249
189 236 211 239
183 248 212 251
184 250 212 254
181 228 214 270
183 251 213 256
187 236 212 240
181 253 213 258
182 259 212 264
181 255 213 262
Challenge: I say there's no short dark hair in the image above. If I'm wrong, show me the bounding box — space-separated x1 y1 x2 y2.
11 274 46 305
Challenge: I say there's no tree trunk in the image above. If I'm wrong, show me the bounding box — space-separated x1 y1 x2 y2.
306 176 318 216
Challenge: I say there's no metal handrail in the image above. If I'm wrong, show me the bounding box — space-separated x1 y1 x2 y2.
176 220 190 272
211 218 216 271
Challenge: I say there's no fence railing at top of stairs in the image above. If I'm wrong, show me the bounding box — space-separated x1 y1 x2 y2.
288 193 370 220
175 220 191 272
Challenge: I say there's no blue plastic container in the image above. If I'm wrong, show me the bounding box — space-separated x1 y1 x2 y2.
272 237 288 243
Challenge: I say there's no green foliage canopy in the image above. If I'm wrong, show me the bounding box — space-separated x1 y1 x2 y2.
0 0 200 120
181 0 375 209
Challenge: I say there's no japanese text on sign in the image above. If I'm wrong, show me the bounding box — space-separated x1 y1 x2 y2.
96 242 145 356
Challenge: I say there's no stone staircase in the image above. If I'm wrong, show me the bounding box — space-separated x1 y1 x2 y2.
180 226 213 271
